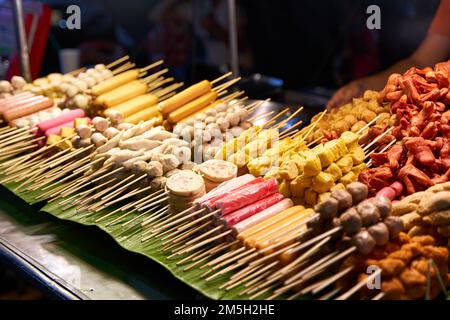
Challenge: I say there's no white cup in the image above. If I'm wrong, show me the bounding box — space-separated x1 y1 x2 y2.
59 48 80 73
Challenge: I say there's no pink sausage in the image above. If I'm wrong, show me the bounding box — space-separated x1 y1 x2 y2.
38 109 86 133
376 187 396 200
222 193 284 226
390 181 404 197
216 178 278 215
44 117 90 137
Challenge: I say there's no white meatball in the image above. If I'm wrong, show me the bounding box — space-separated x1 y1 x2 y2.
104 127 120 139
231 126 244 138
205 108 217 116
84 77 96 88
0 80 12 92
72 79 88 92
216 117 230 131
195 113 207 121
180 126 194 139
86 68 97 77
65 84 78 98
204 116 216 124
76 124 92 139
94 64 106 71
236 108 249 122
92 116 110 132
225 113 240 127
173 123 187 136
202 130 212 143
100 69 113 80
239 121 253 130
77 72 88 80
11 76 26 90
214 102 227 112
185 118 195 126
193 121 206 130
92 73 104 84
90 132 107 148
73 94 89 109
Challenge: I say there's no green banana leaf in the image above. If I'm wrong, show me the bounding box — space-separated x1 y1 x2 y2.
1 179 273 300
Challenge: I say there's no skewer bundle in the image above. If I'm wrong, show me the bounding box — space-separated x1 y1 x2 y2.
360 60 450 199
2 56 450 300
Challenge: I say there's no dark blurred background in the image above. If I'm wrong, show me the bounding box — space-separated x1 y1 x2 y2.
0 0 442 104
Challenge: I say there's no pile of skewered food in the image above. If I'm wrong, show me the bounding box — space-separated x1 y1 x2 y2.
303 90 392 143
338 233 449 299
360 60 450 197
2 56 450 301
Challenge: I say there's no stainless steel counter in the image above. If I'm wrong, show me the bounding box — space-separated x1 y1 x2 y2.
0 186 200 300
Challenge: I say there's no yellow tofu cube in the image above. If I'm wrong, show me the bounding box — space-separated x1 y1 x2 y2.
318 192 331 203
46 134 61 145
325 163 342 181
278 179 291 197
340 171 357 185
349 145 365 165
264 167 280 180
57 139 72 150
279 160 299 180
74 118 89 127
312 172 335 194
340 131 359 146
336 155 353 173
60 126 75 138
351 163 367 176
304 188 318 206
331 183 346 191
302 151 322 176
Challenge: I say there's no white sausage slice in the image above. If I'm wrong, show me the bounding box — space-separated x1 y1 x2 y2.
166 170 205 197
196 159 237 182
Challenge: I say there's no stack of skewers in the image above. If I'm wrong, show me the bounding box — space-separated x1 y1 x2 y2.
1 57 450 300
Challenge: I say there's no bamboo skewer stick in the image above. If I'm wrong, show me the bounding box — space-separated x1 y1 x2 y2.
211 72 233 85
106 55 130 69
139 60 164 73
274 107 304 129
335 267 381 300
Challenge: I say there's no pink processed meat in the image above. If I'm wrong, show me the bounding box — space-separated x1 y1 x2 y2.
200 177 264 210
38 109 86 133
216 178 278 215
376 186 396 200
221 193 284 226
44 117 90 137
195 174 256 205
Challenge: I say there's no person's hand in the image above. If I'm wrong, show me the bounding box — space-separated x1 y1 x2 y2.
326 79 366 110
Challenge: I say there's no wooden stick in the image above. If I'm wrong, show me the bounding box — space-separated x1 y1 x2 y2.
139 59 164 73
106 55 130 69
211 72 233 85
335 267 381 300
274 107 304 129
213 77 241 93
355 114 381 135
362 127 394 153
261 107 289 128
